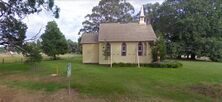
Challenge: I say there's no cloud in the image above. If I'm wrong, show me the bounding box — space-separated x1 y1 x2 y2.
23 0 164 42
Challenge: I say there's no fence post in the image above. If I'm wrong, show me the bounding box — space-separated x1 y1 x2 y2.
2 58 4 64
21 58 23 63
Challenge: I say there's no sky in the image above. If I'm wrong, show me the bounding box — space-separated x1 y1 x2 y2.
23 0 164 42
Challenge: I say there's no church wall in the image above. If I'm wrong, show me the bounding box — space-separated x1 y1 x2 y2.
99 42 152 65
82 44 99 63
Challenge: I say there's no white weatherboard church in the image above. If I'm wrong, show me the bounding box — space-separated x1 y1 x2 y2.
81 6 157 66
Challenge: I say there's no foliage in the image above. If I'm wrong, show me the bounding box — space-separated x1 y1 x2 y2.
113 63 137 67
203 38 222 62
0 16 27 48
151 46 158 62
0 0 59 49
41 21 68 60
152 33 166 62
67 39 80 54
77 37 82 54
144 0 222 61
22 42 42 63
0 47 5 53
79 0 134 34
112 61 182 68
149 61 183 68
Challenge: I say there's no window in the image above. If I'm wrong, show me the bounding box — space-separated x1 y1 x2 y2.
138 42 143 56
121 42 127 56
105 42 111 56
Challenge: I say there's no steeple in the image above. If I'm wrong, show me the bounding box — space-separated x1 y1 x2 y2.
139 5 145 25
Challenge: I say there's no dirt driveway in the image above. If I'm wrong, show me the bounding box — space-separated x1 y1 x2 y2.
0 85 105 102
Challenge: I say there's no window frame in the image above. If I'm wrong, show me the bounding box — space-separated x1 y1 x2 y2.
121 42 127 56
138 42 143 56
106 42 111 56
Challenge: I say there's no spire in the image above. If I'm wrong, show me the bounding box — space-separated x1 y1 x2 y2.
139 5 145 25
140 6 145 17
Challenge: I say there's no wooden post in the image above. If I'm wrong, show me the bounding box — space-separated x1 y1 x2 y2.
21 58 23 63
2 58 4 64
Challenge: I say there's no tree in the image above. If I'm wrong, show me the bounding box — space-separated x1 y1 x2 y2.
146 0 222 61
67 39 80 53
41 21 68 60
152 33 166 62
77 37 82 54
0 16 27 50
23 42 42 63
0 0 59 49
0 0 59 62
79 0 134 34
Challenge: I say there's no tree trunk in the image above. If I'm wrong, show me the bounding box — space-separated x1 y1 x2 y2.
53 54 57 60
177 55 181 59
186 54 190 59
191 53 196 60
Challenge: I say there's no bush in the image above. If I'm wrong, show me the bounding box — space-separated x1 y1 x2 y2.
113 63 137 67
112 61 182 68
23 43 42 63
149 61 183 68
151 33 166 62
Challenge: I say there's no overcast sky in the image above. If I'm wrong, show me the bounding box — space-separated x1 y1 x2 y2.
23 0 164 42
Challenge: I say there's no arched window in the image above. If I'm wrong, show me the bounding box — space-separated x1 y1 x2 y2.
138 42 143 56
121 42 127 56
106 42 111 56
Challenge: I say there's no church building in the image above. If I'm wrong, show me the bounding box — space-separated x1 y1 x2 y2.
81 6 157 65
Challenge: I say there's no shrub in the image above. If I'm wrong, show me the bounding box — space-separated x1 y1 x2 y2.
113 63 137 67
149 61 183 68
152 33 166 62
23 43 42 63
112 61 182 68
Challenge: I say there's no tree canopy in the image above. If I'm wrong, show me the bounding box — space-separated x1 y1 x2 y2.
0 0 59 50
79 0 135 34
144 0 222 61
41 21 68 60
67 39 81 54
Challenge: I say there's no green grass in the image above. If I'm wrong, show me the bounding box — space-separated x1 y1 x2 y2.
1 55 222 101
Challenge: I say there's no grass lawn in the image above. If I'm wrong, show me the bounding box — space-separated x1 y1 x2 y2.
0 55 222 102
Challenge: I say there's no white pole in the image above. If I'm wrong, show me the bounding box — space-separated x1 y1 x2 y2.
136 45 140 68
110 44 113 68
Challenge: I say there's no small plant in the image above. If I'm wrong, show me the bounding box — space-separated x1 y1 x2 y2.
22 43 42 63
22 42 42 71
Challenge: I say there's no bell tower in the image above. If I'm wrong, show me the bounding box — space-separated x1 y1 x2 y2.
139 5 145 25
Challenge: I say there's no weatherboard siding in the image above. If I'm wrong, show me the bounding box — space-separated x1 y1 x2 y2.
82 44 99 63
99 42 152 65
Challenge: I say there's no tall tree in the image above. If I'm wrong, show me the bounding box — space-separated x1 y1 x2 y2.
146 0 222 61
41 21 68 60
0 0 59 50
79 0 134 34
